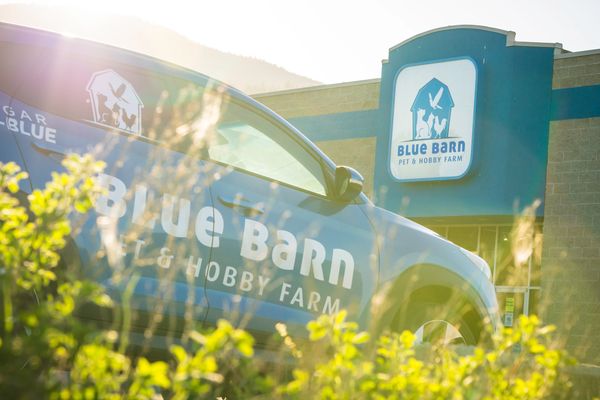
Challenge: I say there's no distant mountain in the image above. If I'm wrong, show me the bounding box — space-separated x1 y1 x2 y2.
0 4 320 94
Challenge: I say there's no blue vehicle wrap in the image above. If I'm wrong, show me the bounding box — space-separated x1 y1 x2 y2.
0 22 499 346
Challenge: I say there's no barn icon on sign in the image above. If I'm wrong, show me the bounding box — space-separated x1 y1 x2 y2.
411 78 454 140
87 70 143 135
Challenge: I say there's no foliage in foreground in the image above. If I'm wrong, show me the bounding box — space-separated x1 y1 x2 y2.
0 157 577 399
279 311 574 400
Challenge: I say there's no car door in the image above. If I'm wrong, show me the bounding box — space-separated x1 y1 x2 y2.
201 97 379 336
2 34 217 337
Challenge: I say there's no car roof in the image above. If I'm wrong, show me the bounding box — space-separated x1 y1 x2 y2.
0 21 338 174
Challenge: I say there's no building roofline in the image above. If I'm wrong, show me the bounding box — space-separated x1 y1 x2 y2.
389 25 562 52
251 78 380 97
555 48 600 59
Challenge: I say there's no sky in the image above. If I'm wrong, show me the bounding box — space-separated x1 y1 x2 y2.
2 0 600 83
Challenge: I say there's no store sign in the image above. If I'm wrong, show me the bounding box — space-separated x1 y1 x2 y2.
389 58 477 181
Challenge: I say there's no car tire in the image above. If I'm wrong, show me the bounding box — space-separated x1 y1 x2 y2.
392 299 480 345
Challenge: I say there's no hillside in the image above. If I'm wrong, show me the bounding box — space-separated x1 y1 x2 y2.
0 4 320 94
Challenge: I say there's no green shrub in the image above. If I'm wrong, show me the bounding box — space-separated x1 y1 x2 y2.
0 158 578 399
277 311 574 400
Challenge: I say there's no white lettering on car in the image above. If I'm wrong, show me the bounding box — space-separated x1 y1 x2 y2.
195 206 223 248
272 230 297 270
299 238 326 282
96 174 223 248
95 173 127 218
132 184 157 228
278 281 340 315
161 193 190 238
240 218 269 261
1 105 57 144
96 174 354 315
240 218 355 289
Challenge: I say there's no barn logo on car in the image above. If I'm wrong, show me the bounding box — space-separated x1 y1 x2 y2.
86 69 143 135
389 58 477 182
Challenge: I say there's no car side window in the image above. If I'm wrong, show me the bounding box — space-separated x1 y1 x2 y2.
208 100 328 196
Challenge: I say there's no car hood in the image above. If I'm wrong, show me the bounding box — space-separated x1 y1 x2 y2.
361 203 492 291
359 202 499 329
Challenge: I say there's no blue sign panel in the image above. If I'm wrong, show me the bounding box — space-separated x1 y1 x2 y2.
375 26 557 217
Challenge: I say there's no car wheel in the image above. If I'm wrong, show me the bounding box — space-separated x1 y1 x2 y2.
391 298 482 346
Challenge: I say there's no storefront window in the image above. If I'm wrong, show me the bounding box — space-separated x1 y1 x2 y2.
495 226 529 287
425 222 543 325
447 226 478 252
479 226 497 273
530 230 543 287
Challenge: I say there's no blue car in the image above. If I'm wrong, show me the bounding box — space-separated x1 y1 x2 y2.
0 22 499 349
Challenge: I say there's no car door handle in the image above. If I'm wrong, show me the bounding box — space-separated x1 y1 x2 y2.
31 142 66 162
217 194 265 216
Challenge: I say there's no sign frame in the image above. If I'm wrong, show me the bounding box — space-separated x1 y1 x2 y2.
387 56 479 183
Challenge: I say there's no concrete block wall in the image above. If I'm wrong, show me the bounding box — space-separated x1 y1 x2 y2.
553 52 600 89
253 79 380 119
542 52 600 365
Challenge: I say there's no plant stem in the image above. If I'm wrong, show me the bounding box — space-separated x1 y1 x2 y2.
3 277 13 338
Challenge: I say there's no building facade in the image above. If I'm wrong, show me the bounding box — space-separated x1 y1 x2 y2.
253 26 600 364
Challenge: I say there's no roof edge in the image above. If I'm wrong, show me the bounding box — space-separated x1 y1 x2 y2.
389 25 562 52
555 48 600 59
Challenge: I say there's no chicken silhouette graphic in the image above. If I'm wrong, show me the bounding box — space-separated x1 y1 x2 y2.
432 115 447 137
428 87 444 110
121 110 137 131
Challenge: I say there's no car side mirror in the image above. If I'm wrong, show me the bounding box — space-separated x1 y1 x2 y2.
334 166 364 202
